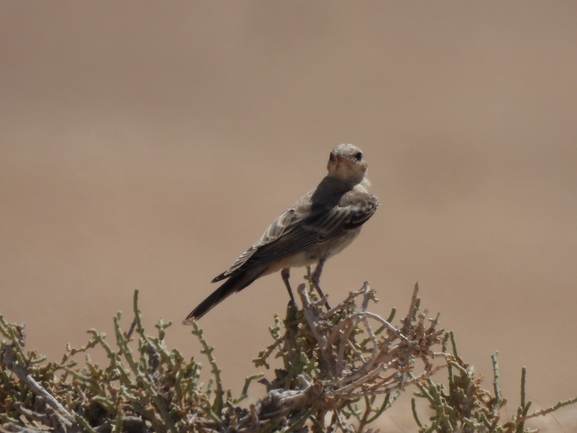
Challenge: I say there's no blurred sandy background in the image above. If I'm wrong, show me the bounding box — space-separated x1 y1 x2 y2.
1 2 577 430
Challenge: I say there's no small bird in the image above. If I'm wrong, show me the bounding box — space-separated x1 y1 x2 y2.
184 143 379 323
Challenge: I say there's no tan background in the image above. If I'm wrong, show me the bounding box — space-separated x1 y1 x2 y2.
1 2 577 430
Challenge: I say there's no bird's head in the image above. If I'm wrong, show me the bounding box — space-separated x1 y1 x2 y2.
326 143 368 186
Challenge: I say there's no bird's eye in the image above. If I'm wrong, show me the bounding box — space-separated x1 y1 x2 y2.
354 152 363 161
329 153 335 162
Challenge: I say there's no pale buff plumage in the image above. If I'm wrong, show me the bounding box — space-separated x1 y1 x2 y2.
184 144 379 322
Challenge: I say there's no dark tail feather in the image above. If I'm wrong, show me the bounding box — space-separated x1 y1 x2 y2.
183 267 266 323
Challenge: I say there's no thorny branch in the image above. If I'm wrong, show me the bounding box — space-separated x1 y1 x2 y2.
2 281 576 433
247 282 448 432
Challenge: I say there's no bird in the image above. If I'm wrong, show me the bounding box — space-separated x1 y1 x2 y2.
183 143 379 323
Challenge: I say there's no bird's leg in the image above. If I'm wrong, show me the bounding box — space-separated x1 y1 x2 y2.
311 257 331 310
281 268 296 305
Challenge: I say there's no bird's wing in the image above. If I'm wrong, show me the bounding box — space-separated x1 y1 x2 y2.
211 206 298 282
212 191 379 281
251 192 379 267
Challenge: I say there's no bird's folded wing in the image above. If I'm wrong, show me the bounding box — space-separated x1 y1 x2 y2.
211 207 297 282
213 193 378 281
